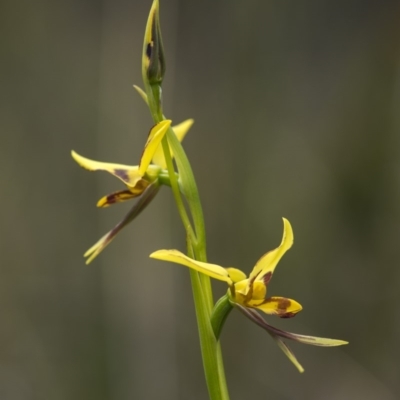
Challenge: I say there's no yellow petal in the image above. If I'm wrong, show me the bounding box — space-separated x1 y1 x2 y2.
254 296 302 318
150 249 232 284
151 119 194 169
172 119 194 143
71 150 143 188
249 218 294 284
96 188 144 208
139 120 172 175
226 268 247 283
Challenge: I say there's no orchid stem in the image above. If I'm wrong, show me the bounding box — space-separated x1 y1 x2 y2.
144 80 230 399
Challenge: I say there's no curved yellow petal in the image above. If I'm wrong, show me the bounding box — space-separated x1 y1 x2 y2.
139 120 172 175
71 150 143 188
152 119 194 169
226 268 247 283
150 249 232 284
173 119 194 143
254 296 302 318
249 218 294 284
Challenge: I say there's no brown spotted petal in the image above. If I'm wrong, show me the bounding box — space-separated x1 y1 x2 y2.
96 189 142 208
252 296 303 318
84 184 160 264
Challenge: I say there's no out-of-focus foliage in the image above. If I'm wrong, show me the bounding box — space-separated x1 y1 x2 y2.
1 0 399 399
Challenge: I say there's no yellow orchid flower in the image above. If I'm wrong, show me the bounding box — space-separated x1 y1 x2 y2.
150 218 348 372
72 119 194 264
151 218 300 317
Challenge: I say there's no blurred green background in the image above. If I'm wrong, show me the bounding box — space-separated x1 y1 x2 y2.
1 0 400 399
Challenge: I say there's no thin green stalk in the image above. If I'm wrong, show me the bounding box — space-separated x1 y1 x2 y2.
144 81 230 399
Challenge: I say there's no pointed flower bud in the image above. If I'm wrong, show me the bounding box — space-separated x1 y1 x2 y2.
142 0 165 86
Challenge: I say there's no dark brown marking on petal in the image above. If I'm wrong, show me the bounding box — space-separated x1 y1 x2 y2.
114 169 129 181
262 272 272 286
280 312 297 319
105 190 133 205
146 42 153 59
277 298 291 311
244 270 261 303
106 194 118 205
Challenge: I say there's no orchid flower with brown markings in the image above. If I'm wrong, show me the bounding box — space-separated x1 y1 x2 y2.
72 118 193 264
150 218 348 372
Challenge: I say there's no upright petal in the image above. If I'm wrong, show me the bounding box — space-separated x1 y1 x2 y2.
253 296 302 318
152 119 194 169
84 184 160 264
72 150 143 188
139 120 172 175
150 250 232 284
249 218 294 284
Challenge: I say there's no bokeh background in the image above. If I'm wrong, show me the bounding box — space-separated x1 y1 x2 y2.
1 0 400 399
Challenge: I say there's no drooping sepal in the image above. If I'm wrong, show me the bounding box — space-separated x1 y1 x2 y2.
84 184 160 264
236 304 348 373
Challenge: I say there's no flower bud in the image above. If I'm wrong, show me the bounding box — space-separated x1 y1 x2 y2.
142 0 165 86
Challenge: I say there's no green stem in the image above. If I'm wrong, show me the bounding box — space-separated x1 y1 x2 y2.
145 81 230 399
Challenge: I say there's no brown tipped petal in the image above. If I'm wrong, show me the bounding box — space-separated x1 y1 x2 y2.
84 184 160 264
97 189 141 208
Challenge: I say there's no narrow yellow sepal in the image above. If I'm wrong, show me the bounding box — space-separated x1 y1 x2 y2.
71 150 143 188
151 119 194 169
273 336 305 373
249 218 294 282
84 232 110 265
288 334 349 347
150 249 233 284
139 120 172 176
